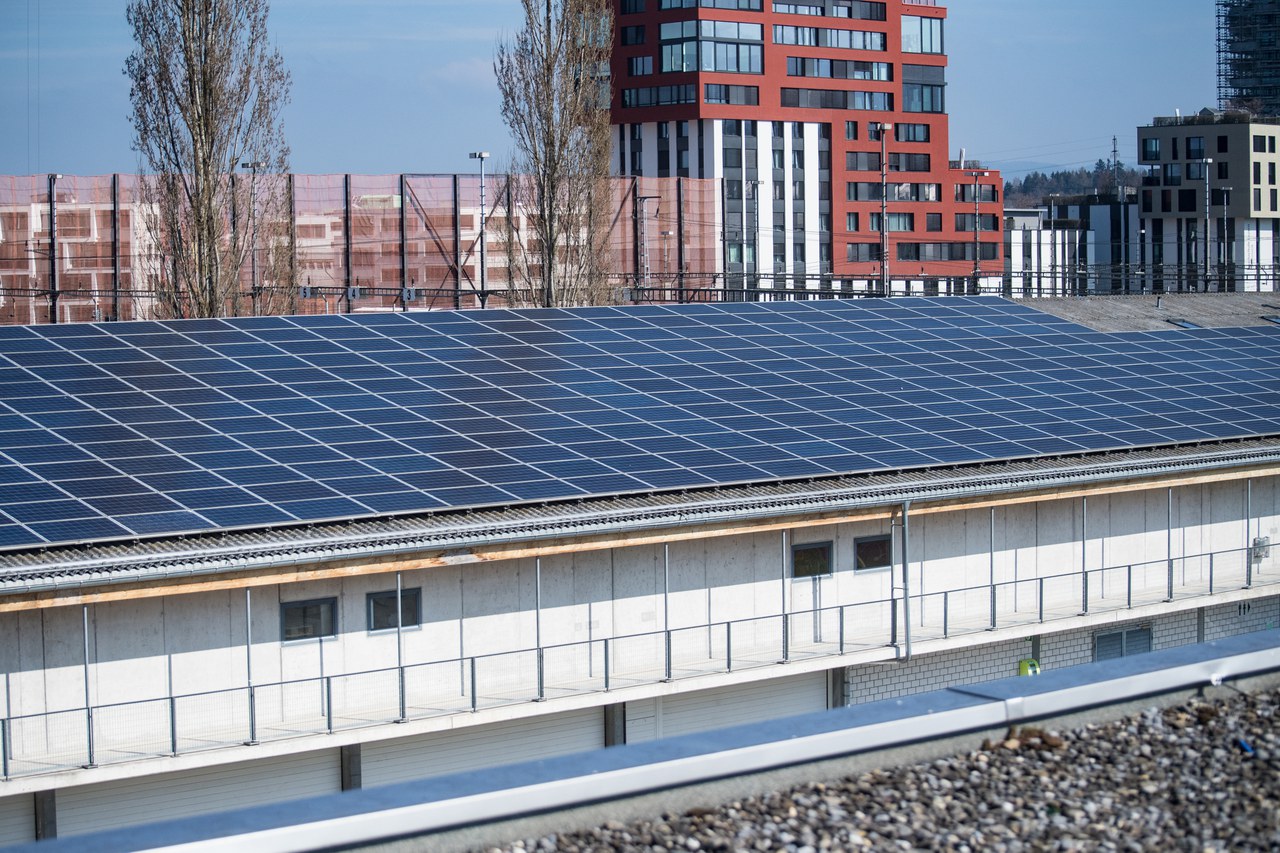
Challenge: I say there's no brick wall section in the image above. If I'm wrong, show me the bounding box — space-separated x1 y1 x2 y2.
842 601 1278 706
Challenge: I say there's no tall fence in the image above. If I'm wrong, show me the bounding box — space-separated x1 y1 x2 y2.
0 174 723 324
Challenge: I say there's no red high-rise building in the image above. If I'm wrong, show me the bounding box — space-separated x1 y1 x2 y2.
611 0 1001 295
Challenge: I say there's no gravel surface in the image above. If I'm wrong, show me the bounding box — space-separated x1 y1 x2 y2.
482 688 1280 852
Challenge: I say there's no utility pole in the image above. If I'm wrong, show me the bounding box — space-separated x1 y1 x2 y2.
239 161 265 314
469 152 490 305
879 122 892 295
965 170 989 294
1203 157 1214 292
638 195 659 295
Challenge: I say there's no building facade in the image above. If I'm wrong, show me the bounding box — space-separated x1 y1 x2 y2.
1218 0 1280 116
610 0 1003 296
1138 110 1280 293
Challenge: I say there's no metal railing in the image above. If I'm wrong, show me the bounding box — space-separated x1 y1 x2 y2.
0 543 1272 781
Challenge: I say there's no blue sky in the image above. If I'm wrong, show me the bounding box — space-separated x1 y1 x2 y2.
1 0 1216 179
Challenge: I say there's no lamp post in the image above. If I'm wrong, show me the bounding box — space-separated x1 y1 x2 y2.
637 195 659 295
469 152 490 305
1202 157 1213 292
878 122 892 295
239 161 265 314
964 170 989 295
47 173 61 323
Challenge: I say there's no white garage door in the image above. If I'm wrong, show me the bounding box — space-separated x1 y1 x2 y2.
362 707 604 788
57 748 339 838
627 671 830 742
0 793 33 846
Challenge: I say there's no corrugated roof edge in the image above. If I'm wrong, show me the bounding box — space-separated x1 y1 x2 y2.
3 437 1279 595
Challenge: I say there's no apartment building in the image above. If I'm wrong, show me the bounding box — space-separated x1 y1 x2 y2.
610 0 1002 296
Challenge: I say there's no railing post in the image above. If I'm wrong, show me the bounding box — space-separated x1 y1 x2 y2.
469 658 478 712
1126 565 1133 609
1209 552 1215 595
1167 557 1175 602
398 666 407 721
325 677 334 734
247 686 258 745
537 648 545 701
726 622 733 672
1247 542 1255 589
1038 577 1045 623
603 639 611 692
889 593 898 646
943 591 950 639
838 605 846 655
85 705 96 769
781 613 790 662
1 717 9 780
168 696 178 756
664 630 672 681
989 581 997 631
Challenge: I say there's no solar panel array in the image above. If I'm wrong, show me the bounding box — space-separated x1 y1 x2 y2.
0 296 1278 551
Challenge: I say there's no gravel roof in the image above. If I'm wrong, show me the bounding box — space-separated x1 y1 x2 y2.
1029 292 1280 331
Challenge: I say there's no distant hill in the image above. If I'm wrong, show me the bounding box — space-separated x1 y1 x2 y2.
1003 160 1144 208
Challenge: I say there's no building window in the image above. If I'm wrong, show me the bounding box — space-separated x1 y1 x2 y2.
1218 134 1229 153
926 212 942 231
1187 136 1205 161
368 588 422 632
281 598 337 641
902 83 944 113
622 26 646 45
846 212 859 232
855 534 892 570
1141 137 1161 161
845 120 858 140
705 84 760 105
1094 626 1152 661
901 15 943 54
629 56 654 76
622 0 646 11
1254 134 1266 153
792 541 833 578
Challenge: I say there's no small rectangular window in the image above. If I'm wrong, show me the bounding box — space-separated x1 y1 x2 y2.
855 534 892 570
367 588 422 631
281 598 337 641
792 541 833 578
1094 626 1153 661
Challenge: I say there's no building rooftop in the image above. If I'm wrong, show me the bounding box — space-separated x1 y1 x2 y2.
1031 292 1280 331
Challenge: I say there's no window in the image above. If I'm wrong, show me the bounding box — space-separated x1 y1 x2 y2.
845 120 858 140
1094 626 1152 661
894 123 930 142
621 0 646 11
1186 161 1205 181
662 0 762 7
855 534 892 570
773 25 886 51
870 212 915 231
628 55 654 76
367 588 422 631
901 83 944 113
281 598 337 641
1141 137 1161 162
622 26 646 45
1187 136 1204 160
846 212 859 232
1254 134 1267 153
780 88 890 110
705 84 759 105
1177 189 1196 212
792 541 833 578
901 15 943 53
1218 134 1229 153
926 212 941 231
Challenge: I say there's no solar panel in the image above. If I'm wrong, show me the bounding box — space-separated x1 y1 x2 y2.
0 297 1277 549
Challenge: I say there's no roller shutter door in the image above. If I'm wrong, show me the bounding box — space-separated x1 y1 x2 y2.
0 794 34 846
362 707 603 788
627 672 829 742
57 748 339 838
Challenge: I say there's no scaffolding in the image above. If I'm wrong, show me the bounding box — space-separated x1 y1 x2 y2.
1218 0 1280 116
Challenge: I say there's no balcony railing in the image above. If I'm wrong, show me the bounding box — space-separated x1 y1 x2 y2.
0 543 1272 781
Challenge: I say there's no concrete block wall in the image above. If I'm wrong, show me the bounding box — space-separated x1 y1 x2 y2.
1204 595 1280 640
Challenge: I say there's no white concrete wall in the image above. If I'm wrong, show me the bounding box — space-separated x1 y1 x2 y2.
0 477 1276 720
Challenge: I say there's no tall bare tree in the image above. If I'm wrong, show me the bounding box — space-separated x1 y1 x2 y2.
496 0 613 307
125 0 291 318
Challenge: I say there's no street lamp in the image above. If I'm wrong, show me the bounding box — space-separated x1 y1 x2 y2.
637 195 660 295
469 152 490 305
1202 158 1213 292
877 122 892 295
240 161 265 314
964 170 990 295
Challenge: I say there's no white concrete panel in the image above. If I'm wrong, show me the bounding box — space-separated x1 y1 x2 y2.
627 671 828 742
0 793 33 847
362 707 602 788
57 748 339 838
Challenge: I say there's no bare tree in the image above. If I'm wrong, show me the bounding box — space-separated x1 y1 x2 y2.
496 0 614 307
125 0 291 318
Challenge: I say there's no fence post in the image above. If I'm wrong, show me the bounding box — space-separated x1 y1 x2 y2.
838 605 846 655
1038 577 1045 623
943 591 950 639
1081 568 1090 615
603 639 611 692
1167 556 1175 602
781 613 790 662
1209 552 1215 595
85 705 96 768
664 630 672 681
469 658 478 712
1 717 8 780
989 581 997 631
247 686 258 745
325 677 334 734
398 667 407 721
168 696 178 756
726 623 733 673
537 648 545 701
1127 565 1133 609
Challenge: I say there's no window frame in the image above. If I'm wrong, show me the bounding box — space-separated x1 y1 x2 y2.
854 533 892 571
1094 625 1153 661
366 587 423 633
280 597 338 642
791 540 834 579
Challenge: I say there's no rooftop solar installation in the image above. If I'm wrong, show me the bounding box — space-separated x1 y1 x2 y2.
0 296 1278 550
